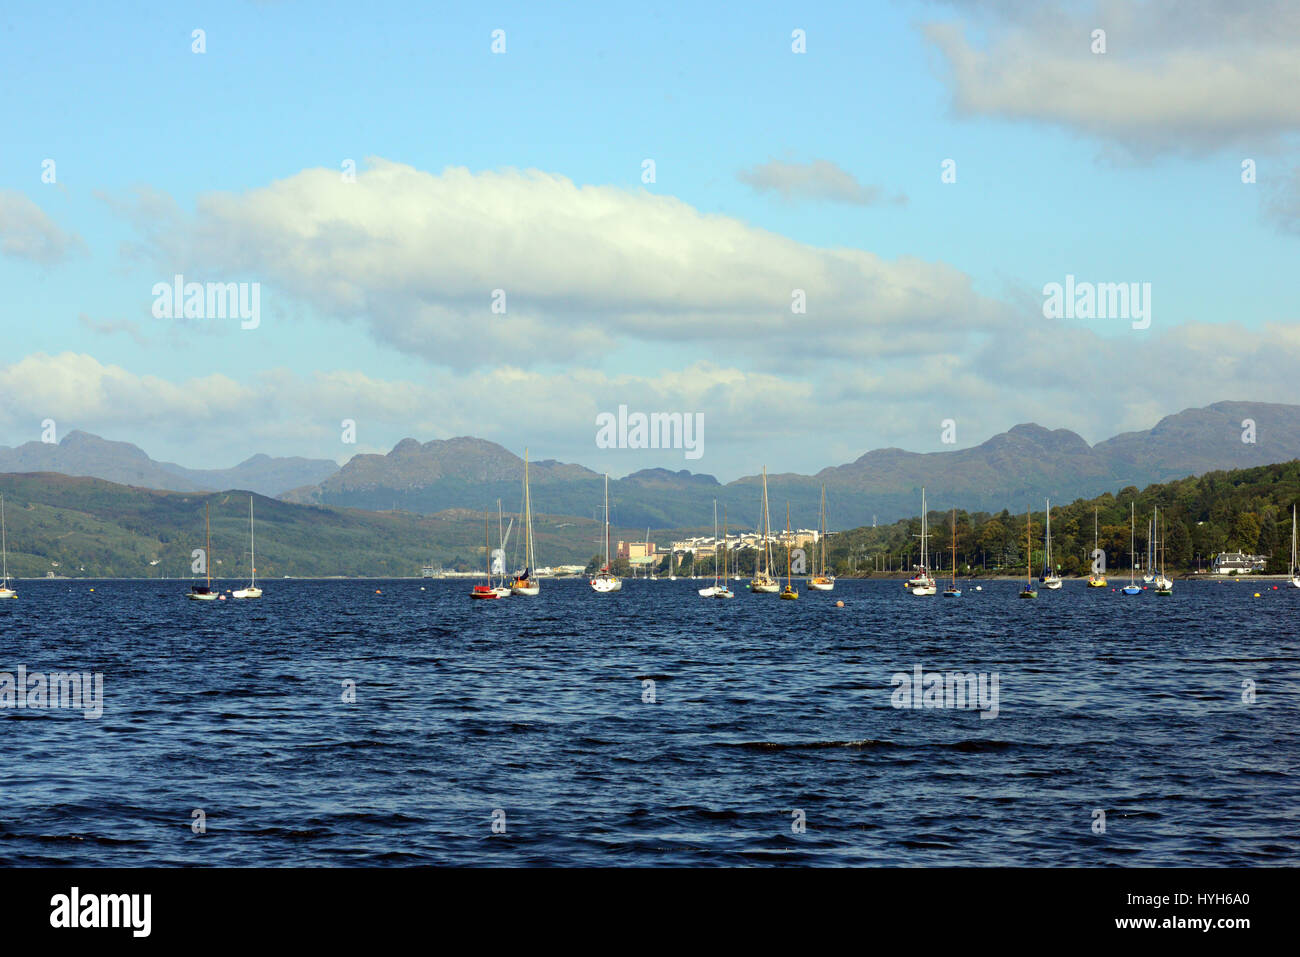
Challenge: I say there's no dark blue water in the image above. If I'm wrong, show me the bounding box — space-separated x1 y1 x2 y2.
1 577 1297 866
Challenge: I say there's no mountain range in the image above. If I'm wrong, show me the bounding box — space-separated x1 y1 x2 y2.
4 401 1297 530
0 431 340 497
282 401 1300 529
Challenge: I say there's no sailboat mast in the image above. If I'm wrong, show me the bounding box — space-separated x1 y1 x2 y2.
819 484 827 576
785 502 792 587
1026 507 1032 588
712 500 719 587
205 502 212 587
762 467 773 576
1043 499 1051 575
1 493 8 582
1130 502 1136 585
246 496 254 587
603 473 611 571
951 509 961 582
722 506 728 581
523 449 534 570
921 488 928 572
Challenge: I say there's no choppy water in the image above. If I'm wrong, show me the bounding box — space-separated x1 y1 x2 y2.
1 577 1297 866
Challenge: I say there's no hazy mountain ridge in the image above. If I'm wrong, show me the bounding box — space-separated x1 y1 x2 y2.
0 431 340 497
287 401 1300 529
8 402 1300 530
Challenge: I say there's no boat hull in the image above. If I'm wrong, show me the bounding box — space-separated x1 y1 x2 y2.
808 578 834 591
0 588 16 599
749 580 779 593
510 584 540 596
590 576 621 593
1043 577 1062 590
232 587 262 599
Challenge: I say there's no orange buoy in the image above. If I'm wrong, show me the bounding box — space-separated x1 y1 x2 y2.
835 600 844 608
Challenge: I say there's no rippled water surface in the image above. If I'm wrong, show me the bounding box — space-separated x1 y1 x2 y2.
1 577 1297 866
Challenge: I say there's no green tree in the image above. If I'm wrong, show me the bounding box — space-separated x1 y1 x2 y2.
1233 513 1261 552
1257 511 1279 559
1165 519 1192 568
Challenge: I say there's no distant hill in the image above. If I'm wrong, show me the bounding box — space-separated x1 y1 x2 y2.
5 457 1297 580
0 473 641 578
281 401 1300 530
9 402 1300 531
0 431 339 497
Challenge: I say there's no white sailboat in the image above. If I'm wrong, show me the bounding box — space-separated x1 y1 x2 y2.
749 467 780 593
716 508 735 597
699 500 722 597
188 502 220 600
471 508 511 599
779 503 798 599
1142 512 1155 584
509 449 540 595
1291 504 1300 589
1087 507 1108 587
943 508 962 597
808 483 835 591
232 496 262 599
1154 509 1173 594
1122 502 1142 595
0 493 16 599
590 473 622 593
1041 499 1062 589
907 488 937 595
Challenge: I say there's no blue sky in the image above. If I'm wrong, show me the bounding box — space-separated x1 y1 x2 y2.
2 0 1298 479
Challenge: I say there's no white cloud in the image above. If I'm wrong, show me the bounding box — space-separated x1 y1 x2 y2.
737 159 902 206
0 190 85 264
923 0 1300 156
6 323 1300 481
105 159 1002 369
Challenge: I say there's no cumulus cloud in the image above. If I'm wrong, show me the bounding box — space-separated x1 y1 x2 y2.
0 352 822 475
0 190 85 264
103 159 999 370
5 322 1300 480
737 159 902 206
923 0 1300 156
